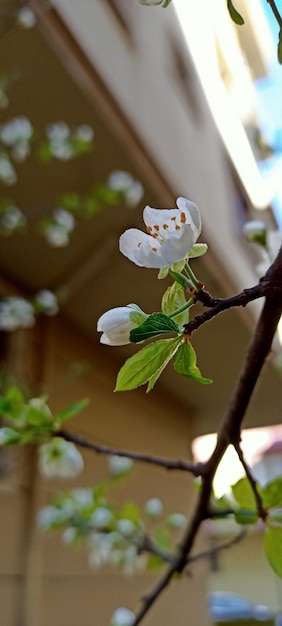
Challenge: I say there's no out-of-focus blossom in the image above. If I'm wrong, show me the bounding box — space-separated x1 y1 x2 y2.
144 497 163 517
43 208 75 247
34 290 59 316
107 170 144 207
17 7 36 28
0 296 34 331
109 454 133 476
1 205 26 232
111 607 135 626
39 437 84 479
0 153 16 185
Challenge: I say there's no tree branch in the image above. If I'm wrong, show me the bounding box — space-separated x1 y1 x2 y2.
233 441 267 520
131 248 282 625
59 429 203 476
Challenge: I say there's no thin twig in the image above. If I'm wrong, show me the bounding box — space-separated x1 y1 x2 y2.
233 441 267 520
59 429 203 476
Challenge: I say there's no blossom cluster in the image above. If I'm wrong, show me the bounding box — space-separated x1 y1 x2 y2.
0 290 58 332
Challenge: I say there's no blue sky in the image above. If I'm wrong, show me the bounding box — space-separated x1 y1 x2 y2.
253 2 282 227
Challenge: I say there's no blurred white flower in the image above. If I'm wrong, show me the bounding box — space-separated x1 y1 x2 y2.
107 170 144 207
39 437 84 479
35 290 59 316
167 513 187 528
44 224 70 247
62 527 78 544
74 124 94 142
71 488 94 507
116 519 136 538
0 296 34 331
46 122 70 141
119 197 205 268
0 154 16 185
91 507 113 530
0 117 33 146
144 497 163 517
111 607 135 626
38 505 68 528
17 7 36 28
109 455 133 476
1 206 26 231
53 208 75 231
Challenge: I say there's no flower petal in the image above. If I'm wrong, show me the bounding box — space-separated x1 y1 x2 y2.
176 197 201 238
119 228 165 267
160 224 196 265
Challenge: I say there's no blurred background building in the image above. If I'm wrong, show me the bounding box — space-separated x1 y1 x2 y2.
0 0 281 625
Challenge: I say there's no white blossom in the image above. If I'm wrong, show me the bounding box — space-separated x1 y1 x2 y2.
35 290 59 316
0 297 34 331
109 455 133 476
108 170 144 207
119 197 204 269
91 507 113 530
39 438 84 479
46 122 70 141
144 497 163 517
0 117 33 146
53 208 75 231
44 224 70 247
111 607 135 626
0 154 16 185
116 519 136 538
74 124 94 142
167 513 187 528
97 304 146 346
1 206 26 231
17 7 36 28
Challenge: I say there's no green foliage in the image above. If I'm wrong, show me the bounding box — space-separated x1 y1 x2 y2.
234 508 258 525
231 476 256 511
130 312 179 343
115 336 182 392
0 387 89 445
227 0 244 25
264 526 282 577
161 281 189 328
173 342 212 384
278 29 282 64
261 477 282 509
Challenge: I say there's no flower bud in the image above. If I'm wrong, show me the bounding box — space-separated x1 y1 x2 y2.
97 305 146 346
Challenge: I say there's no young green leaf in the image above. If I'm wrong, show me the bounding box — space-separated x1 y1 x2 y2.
55 398 89 424
173 342 212 384
231 477 256 510
264 526 282 577
162 282 189 328
115 336 182 392
130 312 179 343
227 0 244 25
234 508 258 525
261 477 282 509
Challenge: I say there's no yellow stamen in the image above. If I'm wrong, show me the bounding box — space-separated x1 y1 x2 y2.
180 212 186 223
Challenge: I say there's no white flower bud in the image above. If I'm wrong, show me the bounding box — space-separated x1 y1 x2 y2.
109 455 133 476
97 305 146 346
111 607 135 626
144 497 163 517
91 507 113 530
167 513 187 528
116 519 136 538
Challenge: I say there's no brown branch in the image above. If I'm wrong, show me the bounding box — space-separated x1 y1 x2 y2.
131 248 282 625
184 279 271 335
233 441 267 520
59 429 203 476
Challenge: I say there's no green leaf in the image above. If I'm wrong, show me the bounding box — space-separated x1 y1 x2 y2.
55 398 89 423
261 477 282 509
278 30 282 64
188 243 208 258
130 312 179 343
162 282 188 328
0 426 21 445
232 477 256 510
120 502 140 523
173 342 212 384
227 0 244 25
234 508 258 525
0 387 25 420
264 526 282 577
115 336 182 392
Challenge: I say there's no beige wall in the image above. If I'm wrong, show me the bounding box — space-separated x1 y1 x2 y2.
0 315 211 626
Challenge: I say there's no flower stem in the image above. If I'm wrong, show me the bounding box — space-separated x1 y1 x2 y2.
168 298 194 319
184 263 201 292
